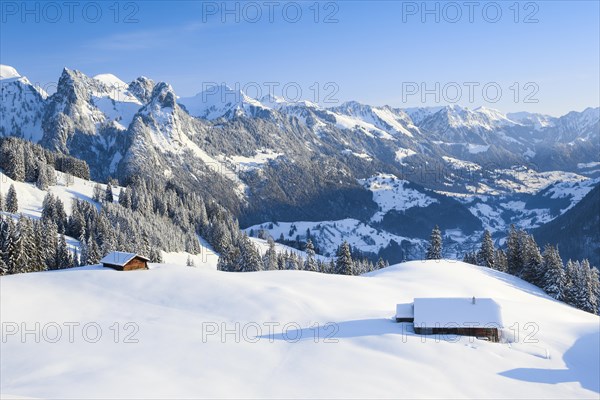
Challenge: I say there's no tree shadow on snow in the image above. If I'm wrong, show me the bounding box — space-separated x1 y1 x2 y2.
499 331 600 393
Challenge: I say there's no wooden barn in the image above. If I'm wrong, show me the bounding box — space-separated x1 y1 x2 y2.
100 252 149 271
396 297 503 342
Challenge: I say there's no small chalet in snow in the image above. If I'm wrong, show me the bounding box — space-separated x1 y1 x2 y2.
395 297 504 342
100 252 149 271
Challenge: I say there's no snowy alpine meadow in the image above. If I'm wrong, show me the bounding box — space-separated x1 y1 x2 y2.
1 261 599 399
1 1 600 399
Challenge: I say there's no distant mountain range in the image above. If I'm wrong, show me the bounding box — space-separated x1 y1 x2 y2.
1 64 598 262
534 184 600 266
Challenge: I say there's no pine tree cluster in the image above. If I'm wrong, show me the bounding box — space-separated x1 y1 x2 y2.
0 137 90 182
0 214 73 274
217 237 388 275
462 226 600 315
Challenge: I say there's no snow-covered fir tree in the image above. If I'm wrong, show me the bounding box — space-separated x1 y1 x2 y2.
541 245 566 300
477 229 495 268
493 249 508 272
239 234 262 272
304 239 318 272
263 237 278 270
336 241 354 275
520 235 543 286
425 225 442 260
105 183 114 203
6 184 18 214
36 164 50 190
56 234 73 270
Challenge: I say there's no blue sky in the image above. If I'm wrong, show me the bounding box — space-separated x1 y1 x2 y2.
1 1 598 116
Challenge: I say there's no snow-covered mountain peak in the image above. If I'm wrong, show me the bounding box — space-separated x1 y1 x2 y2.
326 101 417 138
426 104 518 131
149 82 177 109
179 83 270 120
0 64 21 80
128 76 155 103
0 65 47 141
507 111 556 130
259 93 287 108
403 106 445 125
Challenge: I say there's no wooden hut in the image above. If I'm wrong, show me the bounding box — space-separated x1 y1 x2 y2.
100 252 149 271
396 297 503 342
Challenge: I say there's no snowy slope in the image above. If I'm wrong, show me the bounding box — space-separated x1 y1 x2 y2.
0 65 47 142
0 169 215 267
359 174 438 222
0 170 106 218
1 260 598 399
327 101 418 138
247 218 423 257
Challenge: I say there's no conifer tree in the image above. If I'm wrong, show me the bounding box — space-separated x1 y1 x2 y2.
0 257 7 275
506 225 524 275
93 183 104 202
105 183 114 203
336 241 354 275
493 249 508 272
277 252 286 270
6 184 18 214
240 234 262 272
56 234 72 269
580 260 598 314
0 217 8 275
36 164 49 190
263 237 279 271
118 188 131 208
477 229 495 268
41 221 58 270
9 217 26 273
304 239 318 272
589 266 600 315
541 245 565 300
521 235 543 285
425 225 442 260
564 260 579 307
87 235 102 264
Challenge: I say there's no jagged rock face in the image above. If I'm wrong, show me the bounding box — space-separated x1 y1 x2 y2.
128 77 155 104
38 68 140 179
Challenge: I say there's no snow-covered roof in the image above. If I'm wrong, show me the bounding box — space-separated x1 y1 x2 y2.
100 252 149 267
413 298 503 328
395 303 414 319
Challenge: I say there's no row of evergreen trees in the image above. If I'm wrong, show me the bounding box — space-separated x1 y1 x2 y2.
217 236 388 275
0 137 90 182
0 214 74 274
425 225 600 315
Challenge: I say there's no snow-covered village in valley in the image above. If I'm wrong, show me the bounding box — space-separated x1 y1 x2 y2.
1 1 599 399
